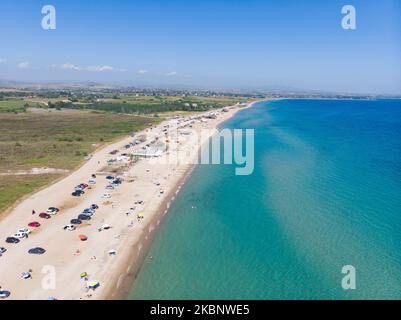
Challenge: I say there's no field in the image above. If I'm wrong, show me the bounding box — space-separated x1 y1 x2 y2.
47 95 246 114
0 108 160 213
0 99 45 113
0 92 247 214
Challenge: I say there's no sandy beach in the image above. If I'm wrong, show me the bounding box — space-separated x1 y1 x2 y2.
0 102 253 300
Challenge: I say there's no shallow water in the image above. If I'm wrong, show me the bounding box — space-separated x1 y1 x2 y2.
129 99 401 299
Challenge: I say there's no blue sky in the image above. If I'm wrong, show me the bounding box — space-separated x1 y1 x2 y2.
0 0 400 94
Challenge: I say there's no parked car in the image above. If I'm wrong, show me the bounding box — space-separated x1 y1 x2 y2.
17 228 31 235
101 193 111 199
105 185 114 190
75 183 88 190
113 178 123 185
0 247 7 254
88 179 96 185
81 211 93 217
47 207 59 214
39 212 51 219
28 221 41 228
5 237 19 244
70 219 82 225
0 290 10 299
63 224 76 231
13 232 27 239
78 214 91 221
28 247 46 255
91 204 99 210
106 175 114 180
83 208 94 214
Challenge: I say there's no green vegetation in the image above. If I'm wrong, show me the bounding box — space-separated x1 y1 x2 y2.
0 100 44 113
47 95 245 114
0 109 160 212
0 89 249 214
0 174 60 213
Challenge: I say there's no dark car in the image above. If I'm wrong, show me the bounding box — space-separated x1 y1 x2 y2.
39 212 51 219
78 214 91 221
106 175 114 180
5 237 20 244
70 219 82 225
0 290 11 299
91 204 99 210
72 190 84 197
112 179 122 185
28 247 46 255
47 207 59 213
91 174 96 179
0 247 7 254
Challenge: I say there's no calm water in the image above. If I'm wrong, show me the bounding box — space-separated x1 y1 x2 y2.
129 99 401 299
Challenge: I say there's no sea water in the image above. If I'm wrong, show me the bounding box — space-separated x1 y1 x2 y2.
129 99 401 299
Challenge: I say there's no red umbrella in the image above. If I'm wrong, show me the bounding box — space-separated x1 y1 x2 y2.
79 234 88 241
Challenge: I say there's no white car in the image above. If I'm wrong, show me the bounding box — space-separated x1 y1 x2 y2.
47 207 60 214
88 179 96 185
63 224 76 231
101 193 111 199
13 232 27 239
17 228 31 235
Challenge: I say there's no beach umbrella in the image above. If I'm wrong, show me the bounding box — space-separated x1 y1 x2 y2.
137 212 144 218
79 234 88 241
80 272 87 278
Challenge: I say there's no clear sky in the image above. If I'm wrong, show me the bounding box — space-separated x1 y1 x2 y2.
0 0 400 94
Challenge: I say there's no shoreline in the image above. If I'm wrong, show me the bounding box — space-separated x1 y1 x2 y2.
0 101 257 300
102 162 196 300
105 100 259 300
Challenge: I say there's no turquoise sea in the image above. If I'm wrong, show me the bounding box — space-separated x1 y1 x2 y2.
129 99 401 299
